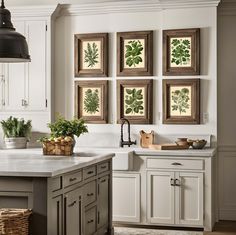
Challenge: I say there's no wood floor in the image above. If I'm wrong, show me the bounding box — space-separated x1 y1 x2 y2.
204 221 236 235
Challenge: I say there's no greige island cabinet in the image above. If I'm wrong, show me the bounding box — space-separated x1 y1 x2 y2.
0 149 114 235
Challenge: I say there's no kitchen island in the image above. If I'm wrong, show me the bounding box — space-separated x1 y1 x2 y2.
0 149 114 235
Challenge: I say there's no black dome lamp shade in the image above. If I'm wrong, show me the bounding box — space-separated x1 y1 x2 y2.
0 0 30 62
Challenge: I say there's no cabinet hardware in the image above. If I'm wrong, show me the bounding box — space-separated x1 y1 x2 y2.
101 179 106 183
174 179 181 186
101 165 107 169
98 211 100 224
21 99 28 106
87 171 94 175
87 219 94 224
1 99 5 106
68 200 77 207
87 193 94 196
69 177 77 182
171 162 182 166
170 178 175 186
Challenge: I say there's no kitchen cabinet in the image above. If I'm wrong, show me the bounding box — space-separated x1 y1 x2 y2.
147 171 175 224
64 188 83 235
113 172 140 223
48 159 113 235
147 171 203 226
0 20 47 112
113 149 215 231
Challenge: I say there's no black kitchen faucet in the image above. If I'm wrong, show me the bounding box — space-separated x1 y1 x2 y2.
120 118 136 148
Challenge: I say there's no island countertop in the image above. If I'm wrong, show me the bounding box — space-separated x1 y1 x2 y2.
0 149 114 177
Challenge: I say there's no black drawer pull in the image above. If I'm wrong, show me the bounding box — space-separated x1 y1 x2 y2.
101 179 106 183
87 219 94 224
87 193 94 196
171 162 182 166
68 200 77 207
101 165 107 169
69 177 77 182
87 171 94 175
170 178 175 186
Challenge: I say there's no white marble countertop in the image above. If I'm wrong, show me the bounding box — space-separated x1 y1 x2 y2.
0 149 114 177
133 147 216 157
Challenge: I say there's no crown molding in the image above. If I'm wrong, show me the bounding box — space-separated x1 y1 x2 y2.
9 5 60 19
58 0 221 17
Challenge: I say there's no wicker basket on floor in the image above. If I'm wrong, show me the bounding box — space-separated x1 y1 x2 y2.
0 209 32 235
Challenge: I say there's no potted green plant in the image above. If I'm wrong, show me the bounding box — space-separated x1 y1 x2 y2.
1 116 32 149
39 116 88 155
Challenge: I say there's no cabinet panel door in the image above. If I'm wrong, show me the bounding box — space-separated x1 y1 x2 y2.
175 172 203 226
3 21 25 111
147 171 175 224
84 205 97 235
25 20 46 111
64 188 83 235
113 173 140 223
51 196 63 235
98 175 110 228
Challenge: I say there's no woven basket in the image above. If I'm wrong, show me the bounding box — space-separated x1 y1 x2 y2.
42 141 74 156
0 209 32 235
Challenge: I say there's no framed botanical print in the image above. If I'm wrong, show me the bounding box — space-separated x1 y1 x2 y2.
74 33 108 77
117 79 153 124
74 80 108 123
163 28 200 75
117 31 153 76
162 79 200 124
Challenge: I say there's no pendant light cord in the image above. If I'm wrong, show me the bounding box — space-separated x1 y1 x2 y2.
1 0 5 9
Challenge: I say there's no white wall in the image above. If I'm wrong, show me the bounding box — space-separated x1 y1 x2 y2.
54 7 217 146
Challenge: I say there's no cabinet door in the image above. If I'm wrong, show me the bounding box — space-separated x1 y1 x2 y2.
175 172 203 226
84 206 97 235
97 175 110 228
3 21 25 111
147 171 175 224
25 20 47 111
51 196 63 235
113 173 140 223
64 188 83 235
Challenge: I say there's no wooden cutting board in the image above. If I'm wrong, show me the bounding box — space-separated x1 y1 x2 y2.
148 144 189 150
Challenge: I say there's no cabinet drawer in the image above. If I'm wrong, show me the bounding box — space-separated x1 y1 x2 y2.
146 158 204 170
85 206 97 235
97 162 110 174
51 177 62 192
0 178 33 192
64 170 82 188
83 166 96 180
84 180 96 206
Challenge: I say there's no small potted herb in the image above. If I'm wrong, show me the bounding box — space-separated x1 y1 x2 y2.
1 116 32 149
39 116 88 155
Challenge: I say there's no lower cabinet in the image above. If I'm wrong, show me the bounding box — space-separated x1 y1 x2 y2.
49 160 112 235
113 172 140 223
64 188 83 235
84 205 97 235
147 171 203 226
98 175 110 228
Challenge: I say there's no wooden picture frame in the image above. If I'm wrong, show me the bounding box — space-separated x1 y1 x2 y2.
117 79 153 124
74 33 108 77
163 28 200 75
163 79 200 124
74 80 108 123
117 31 153 76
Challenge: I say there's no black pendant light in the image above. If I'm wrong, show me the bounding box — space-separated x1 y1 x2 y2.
0 0 30 62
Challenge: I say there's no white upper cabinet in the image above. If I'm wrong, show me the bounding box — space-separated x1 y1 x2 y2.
26 20 47 111
1 20 47 112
